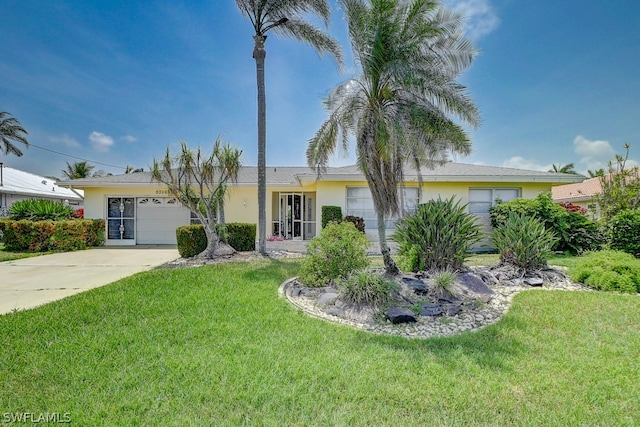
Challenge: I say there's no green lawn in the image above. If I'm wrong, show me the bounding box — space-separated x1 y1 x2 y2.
0 242 47 262
1 259 639 426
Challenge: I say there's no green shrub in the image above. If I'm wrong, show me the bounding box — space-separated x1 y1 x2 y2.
491 213 558 272
225 223 256 251
489 193 601 254
321 206 342 228
299 221 370 287
562 211 605 254
0 219 105 252
392 197 482 272
609 210 640 256
8 199 73 221
176 225 207 258
568 250 640 293
177 223 256 257
344 215 365 233
337 270 395 307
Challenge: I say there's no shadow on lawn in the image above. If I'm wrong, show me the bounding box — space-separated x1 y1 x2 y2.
354 316 528 372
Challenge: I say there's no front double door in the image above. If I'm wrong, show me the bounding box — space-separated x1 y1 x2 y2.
277 193 316 240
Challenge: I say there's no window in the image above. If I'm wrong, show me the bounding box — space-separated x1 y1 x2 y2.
468 188 520 214
346 187 419 229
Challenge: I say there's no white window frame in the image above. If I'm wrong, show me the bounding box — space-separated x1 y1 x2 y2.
346 186 420 230
468 188 521 214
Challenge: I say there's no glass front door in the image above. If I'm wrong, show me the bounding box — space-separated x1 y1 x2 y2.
273 192 316 240
107 197 135 244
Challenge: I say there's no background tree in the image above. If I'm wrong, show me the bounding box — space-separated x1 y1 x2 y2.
125 165 144 173
62 161 96 179
588 168 605 178
307 0 480 274
0 112 30 157
151 138 242 258
549 163 577 174
594 143 640 222
236 0 343 254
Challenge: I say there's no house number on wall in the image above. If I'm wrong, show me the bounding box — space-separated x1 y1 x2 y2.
155 189 170 195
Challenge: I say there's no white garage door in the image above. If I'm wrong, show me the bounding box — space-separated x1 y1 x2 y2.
136 197 190 244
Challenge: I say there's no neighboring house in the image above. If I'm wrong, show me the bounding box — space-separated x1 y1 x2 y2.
0 163 84 217
551 176 601 217
59 162 582 248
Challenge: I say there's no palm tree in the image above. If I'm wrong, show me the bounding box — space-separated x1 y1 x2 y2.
549 163 577 174
588 168 605 178
236 0 343 254
62 161 96 179
307 0 480 275
0 112 30 157
125 165 144 173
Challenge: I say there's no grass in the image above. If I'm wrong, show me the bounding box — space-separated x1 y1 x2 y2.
1 259 639 425
0 242 47 262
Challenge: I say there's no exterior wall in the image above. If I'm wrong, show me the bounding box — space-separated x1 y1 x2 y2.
81 180 555 247
83 185 171 220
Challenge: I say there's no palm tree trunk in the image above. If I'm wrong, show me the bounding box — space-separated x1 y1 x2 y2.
375 208 400 276
253 35 267 254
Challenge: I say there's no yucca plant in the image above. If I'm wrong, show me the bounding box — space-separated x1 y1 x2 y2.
491 213 558 272
8 199 73 221
393 197 483 272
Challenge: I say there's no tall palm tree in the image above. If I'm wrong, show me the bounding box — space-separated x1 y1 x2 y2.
236 0 343 254
307 0 480 275
62 161 96 179
0 112 30 157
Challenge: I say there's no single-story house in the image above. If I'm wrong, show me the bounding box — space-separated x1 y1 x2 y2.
60 162 582 249
0 163 84 217
551 175 601 216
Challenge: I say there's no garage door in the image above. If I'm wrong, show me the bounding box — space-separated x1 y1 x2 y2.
136 197 190 244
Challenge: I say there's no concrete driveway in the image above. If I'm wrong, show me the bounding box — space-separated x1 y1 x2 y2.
0 247 179 315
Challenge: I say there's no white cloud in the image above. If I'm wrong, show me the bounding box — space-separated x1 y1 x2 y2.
89 131 114 152
444 0 500 39
121 135 137 143
573 135 616 172
49 134 80 148
502 156 551 172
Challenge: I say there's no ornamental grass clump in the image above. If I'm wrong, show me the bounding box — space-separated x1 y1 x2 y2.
298 221 370 287
491 213 558 272
338 270 396 307
393 197 482 272
568 250 640 293
432 269 458 298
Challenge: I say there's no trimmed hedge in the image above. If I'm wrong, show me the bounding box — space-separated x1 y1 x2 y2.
176 225 208 258
0 219 105 252
176 223 256 258
321 206 342 228
225 222 256 251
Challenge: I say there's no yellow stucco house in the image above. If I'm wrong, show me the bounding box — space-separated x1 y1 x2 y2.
60 162 582 249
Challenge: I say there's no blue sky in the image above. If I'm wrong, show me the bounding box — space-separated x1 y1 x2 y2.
1 0 639 178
